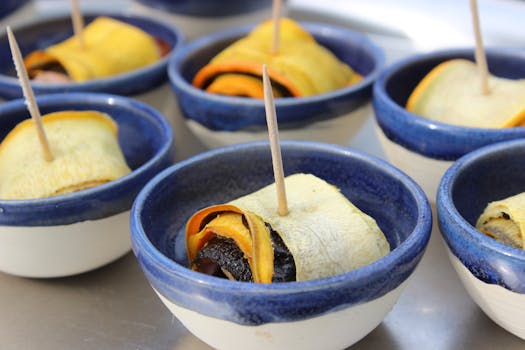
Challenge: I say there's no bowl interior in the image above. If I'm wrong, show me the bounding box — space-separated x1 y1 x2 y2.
138 143 421 267
448 142 525 227
0 14 180 78
385 49 525 108
179 23 379 88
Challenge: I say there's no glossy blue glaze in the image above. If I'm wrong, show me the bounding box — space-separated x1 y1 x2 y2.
373 48 525 161
0 14 184 100
168 22 384 131
437 139 525 293
131 141 432 326
0 93 174 226
136 0 271 17
0 0 28 19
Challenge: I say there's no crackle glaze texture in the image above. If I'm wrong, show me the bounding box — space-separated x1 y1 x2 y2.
373 48 525 161
131 141 431 326
168 22 384 131
0 14 183 99
437 139 525 293
0 93 174 226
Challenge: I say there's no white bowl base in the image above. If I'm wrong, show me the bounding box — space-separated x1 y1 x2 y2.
154 280 407 350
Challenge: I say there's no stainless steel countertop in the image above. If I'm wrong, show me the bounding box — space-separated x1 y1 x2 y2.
1 2 524 349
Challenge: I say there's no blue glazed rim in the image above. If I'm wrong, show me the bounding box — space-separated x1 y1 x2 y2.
373 47 525 161
437 139 525 293
136 0 272 17
0 0 28 20
0 13 184 99
131 141 432 325
168 22 385 130
0 92 174 226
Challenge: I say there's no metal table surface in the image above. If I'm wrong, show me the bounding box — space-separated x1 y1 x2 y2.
1 1 525 349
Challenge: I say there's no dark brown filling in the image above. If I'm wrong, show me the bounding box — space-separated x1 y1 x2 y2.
192 223 296 282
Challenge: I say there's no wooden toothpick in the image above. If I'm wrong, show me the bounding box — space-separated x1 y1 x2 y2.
469 0 490 95
262 64 288 216
70 0 85 49
7 26 54 162
271 0 282 55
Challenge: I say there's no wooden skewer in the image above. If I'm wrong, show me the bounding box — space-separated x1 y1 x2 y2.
262 64 288 216
7 26 54 162
271 0 282 55
469 0 490 95
70 0 85 49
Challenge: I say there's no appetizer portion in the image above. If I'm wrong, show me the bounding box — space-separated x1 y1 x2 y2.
186 173 390 283
406 59 525 128
476 192 525 249
0 110 131 199
192 18 362 98
24 16 163 83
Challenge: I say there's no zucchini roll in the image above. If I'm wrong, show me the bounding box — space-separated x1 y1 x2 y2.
476 192 525 249
406 59 525 128
186 174 390 283
24 17 162 83
192 18 362 98
0 111 130 199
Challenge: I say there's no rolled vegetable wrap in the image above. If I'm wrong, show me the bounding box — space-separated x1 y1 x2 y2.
192 18 362 98
186 173 390 283
406 59 525 128
0 110 131 199
476 192 525 249
24 17 162 82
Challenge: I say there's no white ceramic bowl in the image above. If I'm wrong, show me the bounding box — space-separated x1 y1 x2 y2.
0 93 174 278
373 48 525 202
169 22 384 149
130 0 274 40
437 139 525 339
131 141 432 350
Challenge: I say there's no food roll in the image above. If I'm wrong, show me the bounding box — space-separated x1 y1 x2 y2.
0 110 131 199
24 17 162 82
186 173 390 283
406 59 525 128
476 192 525 249
192 18 362 98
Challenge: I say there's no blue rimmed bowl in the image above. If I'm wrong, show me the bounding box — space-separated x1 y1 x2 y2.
131 141 431 350
131 0 274 40
437 139 525 340
168 22 384 148
134 0 272 16
0 13 184 120
373 48 525 200
0 0 29 20
0 92 174 278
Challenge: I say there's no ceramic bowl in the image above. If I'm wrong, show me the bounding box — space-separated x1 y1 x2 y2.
0 92 174 278
373 48 525 201
131 0 274 40
0 0 29 20
0 13 184 120
437 139 525 340
131 141 432 350
168 22 384 148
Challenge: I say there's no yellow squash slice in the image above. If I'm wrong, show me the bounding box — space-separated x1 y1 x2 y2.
0 110 131 199
24 16 161 82
406 59 525 128
193 18 362 98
